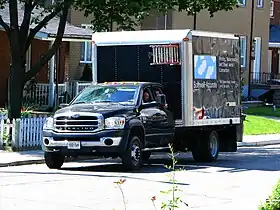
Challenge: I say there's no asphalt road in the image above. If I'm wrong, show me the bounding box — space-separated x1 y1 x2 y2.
0 145 280 210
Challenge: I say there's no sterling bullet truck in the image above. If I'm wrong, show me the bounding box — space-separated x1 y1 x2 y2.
42 29 243 170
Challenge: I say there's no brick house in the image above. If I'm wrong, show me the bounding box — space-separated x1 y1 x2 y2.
0 2 92 107
269 0 280 77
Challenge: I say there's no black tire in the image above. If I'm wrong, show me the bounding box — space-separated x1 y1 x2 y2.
142 151 151 162
121 136 143 171
44 152 65 169
192 130 220 162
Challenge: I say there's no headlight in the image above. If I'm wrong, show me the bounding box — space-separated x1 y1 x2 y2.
43 117 54 130
105 117 125 129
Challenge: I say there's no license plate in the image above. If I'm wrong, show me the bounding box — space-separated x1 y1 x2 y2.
67 141 81 149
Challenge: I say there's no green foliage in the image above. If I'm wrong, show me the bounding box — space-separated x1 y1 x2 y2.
177 0 239 17
74 0 238 32
114 144 187 210
259 179 280 210
158 144 188 210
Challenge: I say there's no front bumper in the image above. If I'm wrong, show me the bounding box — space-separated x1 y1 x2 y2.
42 129 128 155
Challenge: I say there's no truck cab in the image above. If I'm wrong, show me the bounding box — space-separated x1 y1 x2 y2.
42 82 175 170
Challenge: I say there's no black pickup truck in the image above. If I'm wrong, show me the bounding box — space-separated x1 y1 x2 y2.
42 82 176 170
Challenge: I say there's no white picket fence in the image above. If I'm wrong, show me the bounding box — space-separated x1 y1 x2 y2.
0 114 47 151
0 114 7 149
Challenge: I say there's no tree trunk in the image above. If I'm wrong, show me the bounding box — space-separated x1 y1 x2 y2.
8 65 24 119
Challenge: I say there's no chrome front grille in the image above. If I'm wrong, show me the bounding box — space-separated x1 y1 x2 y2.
54 114 103 132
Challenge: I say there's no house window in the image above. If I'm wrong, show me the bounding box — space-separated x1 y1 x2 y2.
80 24 93 63
240 36 247 68
257 0 263 8
270 0 274 17
238 0 246 6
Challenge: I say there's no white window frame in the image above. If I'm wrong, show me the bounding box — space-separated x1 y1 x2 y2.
253 37 262 80
238 0 246 6
257 0 264 8
80 24 93 64
270 0 274 17
240 36 247 68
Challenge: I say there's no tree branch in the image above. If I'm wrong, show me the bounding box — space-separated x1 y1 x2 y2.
0 15 10 37
24 2 70 82
24 5 62 54
9 0 19 30
20 0 33 55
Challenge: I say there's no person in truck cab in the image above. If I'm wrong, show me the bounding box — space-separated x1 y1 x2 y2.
143 91 151 103
155 88 168 109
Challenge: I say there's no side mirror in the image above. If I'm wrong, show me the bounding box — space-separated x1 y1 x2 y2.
156 94 167 107
58 103 69 109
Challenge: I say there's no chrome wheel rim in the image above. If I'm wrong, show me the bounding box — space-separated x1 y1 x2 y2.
131 142 141 166
209 135 218 157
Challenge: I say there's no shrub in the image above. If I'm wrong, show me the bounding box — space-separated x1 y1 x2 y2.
259 179 280 210
114 144 188 210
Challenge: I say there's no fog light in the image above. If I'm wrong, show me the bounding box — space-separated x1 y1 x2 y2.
44 138 49 145
104 138 113 146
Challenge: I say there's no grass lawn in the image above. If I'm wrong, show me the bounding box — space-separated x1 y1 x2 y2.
244 115 280 135
243 106 280 117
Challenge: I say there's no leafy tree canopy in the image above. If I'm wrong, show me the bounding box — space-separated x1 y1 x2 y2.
74 0 239 31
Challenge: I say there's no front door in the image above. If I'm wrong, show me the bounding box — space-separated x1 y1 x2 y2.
150 85 175 145
140 86 164 147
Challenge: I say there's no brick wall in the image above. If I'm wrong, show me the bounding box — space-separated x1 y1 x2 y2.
0 31 10 107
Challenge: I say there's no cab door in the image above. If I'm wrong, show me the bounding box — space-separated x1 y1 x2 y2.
139 86 163 147
150 85 175 145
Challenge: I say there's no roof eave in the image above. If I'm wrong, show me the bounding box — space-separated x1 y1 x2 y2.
0 26 92 42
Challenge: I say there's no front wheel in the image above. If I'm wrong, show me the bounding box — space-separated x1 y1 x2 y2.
121 136 142 171
192 130 220 162
44 152 65 169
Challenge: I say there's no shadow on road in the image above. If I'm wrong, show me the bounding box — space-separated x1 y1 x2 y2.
0 163 190 186
166 146 280 172
0 145 279 186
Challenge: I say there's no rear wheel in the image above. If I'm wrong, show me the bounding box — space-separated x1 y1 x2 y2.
192 130 220 162
121 136 143 171
44 152 65 169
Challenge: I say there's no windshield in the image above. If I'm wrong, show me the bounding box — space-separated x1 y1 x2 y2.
71 85 139 105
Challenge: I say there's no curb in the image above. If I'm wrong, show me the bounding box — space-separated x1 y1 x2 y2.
237 140 280 147
0 159 45 167
0 156 95 168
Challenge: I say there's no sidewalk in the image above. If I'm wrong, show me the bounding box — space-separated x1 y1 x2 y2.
239 134 280 147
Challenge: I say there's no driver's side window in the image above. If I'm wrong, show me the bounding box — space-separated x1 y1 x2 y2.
142 88 154 104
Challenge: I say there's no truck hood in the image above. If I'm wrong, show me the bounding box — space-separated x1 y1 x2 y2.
54 103 134 118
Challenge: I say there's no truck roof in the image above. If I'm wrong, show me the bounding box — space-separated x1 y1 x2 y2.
91 29 239 46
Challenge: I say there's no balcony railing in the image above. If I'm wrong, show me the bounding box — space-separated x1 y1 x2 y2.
250 72 280 85
22 81 92 108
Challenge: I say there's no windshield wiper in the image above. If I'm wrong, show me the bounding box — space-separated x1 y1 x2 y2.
94 100 128 106
72 101 93 105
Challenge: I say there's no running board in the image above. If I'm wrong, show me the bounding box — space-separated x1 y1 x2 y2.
143 146 189 153
142 147 171 152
